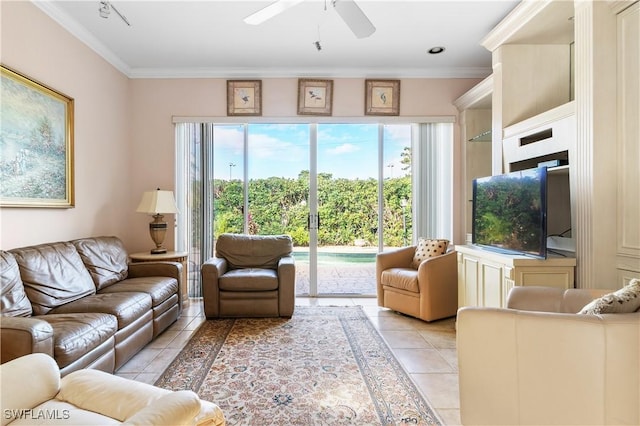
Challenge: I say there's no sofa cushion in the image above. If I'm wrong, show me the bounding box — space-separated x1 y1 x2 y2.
49 292 152 330
411 238 449 269
579 279 640 314
73 236 129 291
381 268 419 293
98 277 178 307
10 242 96 315
219 268 279 291
215 233 292 269
0 251 32 317
40 313 117 369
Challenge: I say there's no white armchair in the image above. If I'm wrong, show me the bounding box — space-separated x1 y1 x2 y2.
457 286 640 425
0 353 225 426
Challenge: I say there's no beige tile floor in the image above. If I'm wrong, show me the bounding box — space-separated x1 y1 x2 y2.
116 297 461 425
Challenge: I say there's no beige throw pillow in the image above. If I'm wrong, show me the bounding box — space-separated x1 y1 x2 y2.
411 238 449 269
579 278 640 314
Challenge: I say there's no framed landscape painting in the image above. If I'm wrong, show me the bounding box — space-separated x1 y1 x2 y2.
1 65 75 208
227 80 262 116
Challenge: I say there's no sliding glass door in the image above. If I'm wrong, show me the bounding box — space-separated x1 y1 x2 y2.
176 121 415 298
314 124 380 294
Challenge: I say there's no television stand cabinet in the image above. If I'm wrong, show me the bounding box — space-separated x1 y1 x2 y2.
455 244 576 308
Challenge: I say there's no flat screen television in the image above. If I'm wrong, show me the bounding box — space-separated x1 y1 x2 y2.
472 167 547 258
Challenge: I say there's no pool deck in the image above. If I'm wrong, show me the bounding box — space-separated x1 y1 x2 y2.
294 254 378 296
293 245 407 295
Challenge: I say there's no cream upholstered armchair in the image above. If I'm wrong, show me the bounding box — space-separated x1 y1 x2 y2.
376 239 457 322
201 233 295 318
0 353 225 426
457 284 640 425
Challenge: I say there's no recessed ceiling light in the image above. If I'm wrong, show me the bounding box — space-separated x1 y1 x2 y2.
428 46 445 55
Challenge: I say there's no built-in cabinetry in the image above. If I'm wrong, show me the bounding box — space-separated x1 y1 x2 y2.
455 0 640 290
453 76 492 244
616 1 640 285
456 244 576 308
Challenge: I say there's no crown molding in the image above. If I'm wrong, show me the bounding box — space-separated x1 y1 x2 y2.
126 66 493 79
32 0 132 76
481 0 556 52
453 74 493 110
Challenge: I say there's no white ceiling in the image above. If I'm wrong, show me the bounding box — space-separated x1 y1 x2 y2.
36 0 522 79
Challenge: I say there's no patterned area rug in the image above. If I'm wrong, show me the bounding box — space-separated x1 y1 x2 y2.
155 306 442 425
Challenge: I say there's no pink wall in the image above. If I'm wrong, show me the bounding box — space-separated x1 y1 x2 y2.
0 2 132 250
2 2 479 251
128 78 477 250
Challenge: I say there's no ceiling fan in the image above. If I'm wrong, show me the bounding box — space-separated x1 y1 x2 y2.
244 0 376 39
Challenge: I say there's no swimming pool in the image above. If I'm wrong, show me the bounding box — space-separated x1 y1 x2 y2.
292 251 376 264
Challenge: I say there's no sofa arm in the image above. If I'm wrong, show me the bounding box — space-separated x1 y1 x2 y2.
122 390 201 426
195 400 227 426
376 246 416 272
58 368 173 421
0 353 60 426
376 246 416 305
59 368 222 425
201 258 227 318
457 306 640 425
0 316 54 363
415 251 458 319
202 257 227 279
278 256 295 317
128 261 182 280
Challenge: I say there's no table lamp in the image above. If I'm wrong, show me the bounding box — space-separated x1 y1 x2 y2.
136 188 179 254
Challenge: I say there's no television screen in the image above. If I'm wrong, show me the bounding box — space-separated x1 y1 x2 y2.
472 168 547 258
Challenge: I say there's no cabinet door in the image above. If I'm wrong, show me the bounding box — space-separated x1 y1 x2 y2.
460 255 480 307
516 267 575 289
480 260 504 308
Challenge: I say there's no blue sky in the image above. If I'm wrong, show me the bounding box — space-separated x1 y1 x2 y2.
212 123 411 180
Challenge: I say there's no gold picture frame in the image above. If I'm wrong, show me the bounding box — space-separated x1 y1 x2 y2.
365 79 400 116
227 80 262 116
1 65 75 208
297 79 333 116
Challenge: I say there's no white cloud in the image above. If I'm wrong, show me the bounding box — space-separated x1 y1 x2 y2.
384 124 412 144
326 143 360 155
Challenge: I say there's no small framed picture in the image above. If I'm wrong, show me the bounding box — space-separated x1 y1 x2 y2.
365 79 400 116
297 79 333 116
227 80 262 116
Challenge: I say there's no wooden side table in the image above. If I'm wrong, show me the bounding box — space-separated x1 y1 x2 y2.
129 251 189 308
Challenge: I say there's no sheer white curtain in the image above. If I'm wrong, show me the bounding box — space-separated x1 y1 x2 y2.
174 122 214 298
411 123 454 242
175 123 196 255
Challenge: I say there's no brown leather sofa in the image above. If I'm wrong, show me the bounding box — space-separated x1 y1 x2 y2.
201 233 295 318
0 236 182 376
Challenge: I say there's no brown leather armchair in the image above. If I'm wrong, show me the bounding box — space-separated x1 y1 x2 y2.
201 234 295 318
376 245 458 322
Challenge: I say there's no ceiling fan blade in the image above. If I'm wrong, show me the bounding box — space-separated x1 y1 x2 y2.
244 0 306 25
333 0 376 39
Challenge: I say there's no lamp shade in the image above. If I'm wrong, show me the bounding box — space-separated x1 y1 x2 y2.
136 189 179 215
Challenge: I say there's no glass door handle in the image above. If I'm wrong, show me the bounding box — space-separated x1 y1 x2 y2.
307 214 320 230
